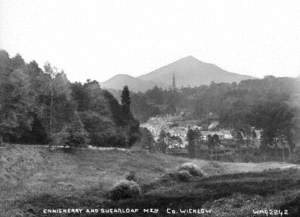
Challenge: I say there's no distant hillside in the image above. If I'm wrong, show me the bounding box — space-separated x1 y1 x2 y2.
102 56 254 92
101 74 159 92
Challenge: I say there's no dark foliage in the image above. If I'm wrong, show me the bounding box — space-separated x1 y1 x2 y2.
108 180 141 201
0 50 139 147
186 129 201 158
121 86 131 115
131 76 299 149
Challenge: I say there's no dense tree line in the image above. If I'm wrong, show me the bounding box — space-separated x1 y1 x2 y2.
0 50 139 147
131 76 300 151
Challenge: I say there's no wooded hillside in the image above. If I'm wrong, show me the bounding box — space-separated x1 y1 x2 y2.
0 50 139 147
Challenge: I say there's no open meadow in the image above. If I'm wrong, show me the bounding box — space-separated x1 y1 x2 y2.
1 144 300 217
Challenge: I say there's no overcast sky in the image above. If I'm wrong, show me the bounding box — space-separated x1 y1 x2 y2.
1 0 300 82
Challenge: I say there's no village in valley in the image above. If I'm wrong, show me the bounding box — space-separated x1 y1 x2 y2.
141 112 264 156
139 74 266 158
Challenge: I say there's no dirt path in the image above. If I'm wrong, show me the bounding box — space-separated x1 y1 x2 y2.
220 161 300 173
187 159 300 177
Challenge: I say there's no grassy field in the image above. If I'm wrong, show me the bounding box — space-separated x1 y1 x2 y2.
1 144 300 217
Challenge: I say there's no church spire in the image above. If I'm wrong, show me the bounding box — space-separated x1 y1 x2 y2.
172 73 176 90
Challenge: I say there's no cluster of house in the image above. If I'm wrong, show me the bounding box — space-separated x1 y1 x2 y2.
141 115 263 150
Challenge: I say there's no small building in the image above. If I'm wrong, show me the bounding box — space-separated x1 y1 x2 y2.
200 130 233 141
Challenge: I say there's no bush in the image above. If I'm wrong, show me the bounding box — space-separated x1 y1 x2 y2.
200 161 225 176
177 162 204 177
290 146 300 164
108 180 141 201
135 128 155 151
79 111 119 147
52 123 89 149
52 114 89 149
126 171 138 182
177 170 193 182
160 170 193 183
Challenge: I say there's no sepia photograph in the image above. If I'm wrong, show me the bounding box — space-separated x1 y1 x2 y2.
1 0 300 216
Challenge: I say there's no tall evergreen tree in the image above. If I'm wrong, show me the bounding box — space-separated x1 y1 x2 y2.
121 86 131 115
187 128 196 158
158 129 167 153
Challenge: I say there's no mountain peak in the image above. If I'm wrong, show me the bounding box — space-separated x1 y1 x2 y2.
182 55 198 60
110 74 134 79
175 55 201 63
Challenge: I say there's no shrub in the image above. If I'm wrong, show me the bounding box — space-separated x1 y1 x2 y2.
52 114 89 149
135 128 155 151
160 170 193 183
108 180 141 201
177 162 204 177
52 131 68 147
126 171 138 182
177 170 193 182
52 125 89 149
202 161 225 175
79 111 119 147
160 171 176 182
290 146 300 164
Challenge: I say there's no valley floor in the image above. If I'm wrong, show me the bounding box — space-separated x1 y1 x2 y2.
1 144 300 217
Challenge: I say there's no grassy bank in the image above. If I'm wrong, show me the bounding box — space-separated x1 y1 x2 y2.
20 169 300 217
1 145 299 217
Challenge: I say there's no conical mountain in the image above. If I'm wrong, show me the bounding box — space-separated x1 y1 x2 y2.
138 56 254 88
102 56 254 92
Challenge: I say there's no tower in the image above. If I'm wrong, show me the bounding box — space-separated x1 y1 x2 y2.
172 73 176 90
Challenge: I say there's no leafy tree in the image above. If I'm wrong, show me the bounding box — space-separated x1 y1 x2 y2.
212 134 220 146
0 50 140 148
71 82 90 111
40 64 75 145
79 111 116 146
146 86 164 104
0 62 33 142
103 90 126 126
248 99 295 153
10 54 25 69
131 92 161 121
